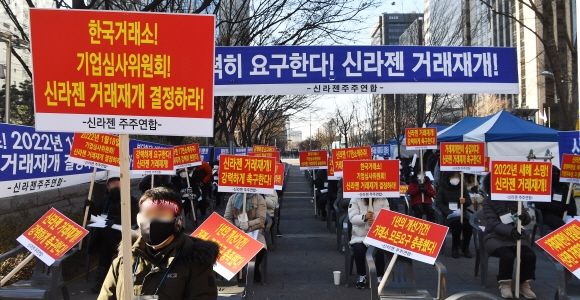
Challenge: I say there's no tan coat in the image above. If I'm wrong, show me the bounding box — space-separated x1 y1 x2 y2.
224 193 268 248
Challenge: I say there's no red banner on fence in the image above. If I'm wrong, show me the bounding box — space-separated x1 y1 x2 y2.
490 160 552 202
299 150 328 170
248 151 281 162
17 207 89 266
342 160 400 198
69 133 120 171
560 154 580 184
132 148 174 175
192 213 264 280
536 220 580 279
274 163 284 190
252 145 277 153
30 9 215 136
364 209 448 265
173 143 202 169
439 142 485 172
218 155 276 195
405 128 437 150
331 146 372 177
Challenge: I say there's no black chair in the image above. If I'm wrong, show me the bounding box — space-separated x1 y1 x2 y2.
0 246 78 300
216 259 256 299
444 291 503 299
470 209 498 288
552 257 580 299
366 246 447 300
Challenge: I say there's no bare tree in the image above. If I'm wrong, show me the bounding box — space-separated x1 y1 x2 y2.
335 102 356 148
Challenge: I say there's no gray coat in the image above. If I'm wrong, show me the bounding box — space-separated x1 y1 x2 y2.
482 197 531 254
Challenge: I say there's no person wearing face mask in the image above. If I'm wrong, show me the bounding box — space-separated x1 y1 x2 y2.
91 177 139 294
435 172 473 259
171 168 199 222
481 174 537 299
224 193 267 283
407 172 437 222
191 162 213 217
534 166 577 229
98 187 219 300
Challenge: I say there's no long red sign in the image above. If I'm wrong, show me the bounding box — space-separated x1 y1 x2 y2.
218 155 276 195
536 220 580 279
342 160 400 198
490 160 552 202
331 146 372 177
299 150 328 170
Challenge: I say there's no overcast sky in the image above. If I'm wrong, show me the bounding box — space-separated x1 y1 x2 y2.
290 0 424 139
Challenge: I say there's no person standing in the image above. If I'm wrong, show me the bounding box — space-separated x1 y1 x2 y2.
407 172 437 222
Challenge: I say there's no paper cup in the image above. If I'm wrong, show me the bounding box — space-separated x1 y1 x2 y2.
333 271 341 285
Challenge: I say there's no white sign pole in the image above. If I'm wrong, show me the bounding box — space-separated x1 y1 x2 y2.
377 253 398 295
186 170 197 222
79 167 97 250
514 200 522 299
460 171 464 242
151 174 155 189
119 135 134 300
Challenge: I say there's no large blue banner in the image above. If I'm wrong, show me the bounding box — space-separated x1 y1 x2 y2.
558 131 580 166
0 123 101 198
200 146 212 163
214 46 519 96
371 144 392 158
213 147 250 161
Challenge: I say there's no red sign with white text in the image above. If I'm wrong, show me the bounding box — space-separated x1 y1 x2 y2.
192 213 264 280
69 133 120 171
490 160 552 202
536 220 580 279
17 208 89 266
30 9 215 136
248 151 281 162
274 163 284 190
218 155 276 195
405 128 437 150
299 150 328 170
331 146 372 177
440 142 485 172
132 148 174 175
342 160 400 198
364 209 448 265
173 143 202 169
560 154 580 184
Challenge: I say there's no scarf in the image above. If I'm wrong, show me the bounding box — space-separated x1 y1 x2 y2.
233 193 253 212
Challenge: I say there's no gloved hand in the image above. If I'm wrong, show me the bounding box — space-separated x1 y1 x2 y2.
239 221 249 231
105 219 114 228
517 214 527 222
511 228 523 240
419 184 426 193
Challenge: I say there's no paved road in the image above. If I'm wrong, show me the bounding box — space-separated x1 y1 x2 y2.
67 161 579 299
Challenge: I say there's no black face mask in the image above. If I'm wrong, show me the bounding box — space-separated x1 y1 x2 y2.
139 218 175 246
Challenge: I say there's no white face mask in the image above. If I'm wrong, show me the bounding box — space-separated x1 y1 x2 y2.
449 178 460 186
179 171 188 178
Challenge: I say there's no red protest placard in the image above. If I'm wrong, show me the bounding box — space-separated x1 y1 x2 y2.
560 154 580 184
218 155 276 195
536 220 580 279
364 209 448 265
248 151 281 162
30 9 215 137
174 143 202 169
405 128 437 150
192 213 264 280
252 145 277 153
490 160 552 202
331 146 372 177
400 184 409 196
299 150 328 170
327 157 338 180
132 148 174 175
69 133 120 171
16 208 89 266
342 160 400 198
440 142 485 172
274 163 285 190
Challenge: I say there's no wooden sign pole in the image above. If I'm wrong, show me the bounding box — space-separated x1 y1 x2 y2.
186 169 197 222
151 174 155 189
514 200 522 299
562 183 574 220
119 135 134 300
0 253 34 287
377 253 398 295
419 150 424 203
460 172 464 241
79 167 97 250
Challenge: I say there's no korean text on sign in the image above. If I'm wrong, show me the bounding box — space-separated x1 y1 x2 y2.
342 160 400 198
536 220 580 279
218 155 276 195
69 133 120 171
30 9 215 136
327 157 338 180
17 208 89 266
331 146 372 177
132 148 174 175
560 154 580 184
274 163 285 191
248 151 281 162
490 160 552 202
299 150 328 170
364 209 448 265
439 142 485 172
192 213 264 280
405 128 437 150
252 145 277 153
173 143 202 169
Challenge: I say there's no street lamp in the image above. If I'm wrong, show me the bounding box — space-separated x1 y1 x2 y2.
0 31 29 124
